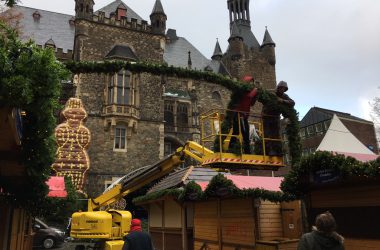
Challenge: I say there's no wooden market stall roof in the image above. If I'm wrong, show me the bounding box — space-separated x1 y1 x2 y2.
197 175 283 191
147 166 222 194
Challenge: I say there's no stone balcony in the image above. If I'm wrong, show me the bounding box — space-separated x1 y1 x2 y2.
102 104 140 120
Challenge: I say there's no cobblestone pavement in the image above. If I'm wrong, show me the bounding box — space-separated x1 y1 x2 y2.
61 242 95 250
33 242 95 250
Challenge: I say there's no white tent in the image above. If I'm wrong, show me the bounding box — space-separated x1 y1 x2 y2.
317 114 377 162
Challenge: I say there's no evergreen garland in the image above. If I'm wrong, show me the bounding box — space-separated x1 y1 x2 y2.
64 60 302 165
178 180 203 201
133 174 295 204
1 0 16 7
0 22 69 214
281 151 380 198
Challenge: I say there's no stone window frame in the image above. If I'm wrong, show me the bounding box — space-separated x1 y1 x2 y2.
114 125 127 152
164 99 191 132
176 103 189 128
164 141 172 156
299 128 306 138
315 122 323 134
107 70 134 106
306 125 315 136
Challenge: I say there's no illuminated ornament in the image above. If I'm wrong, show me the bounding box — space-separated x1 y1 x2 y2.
51 98 91 191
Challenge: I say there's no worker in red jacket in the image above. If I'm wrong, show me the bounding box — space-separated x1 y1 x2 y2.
229 75 258 154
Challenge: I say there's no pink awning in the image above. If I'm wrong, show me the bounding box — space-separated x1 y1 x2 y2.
46 176 67 198
334 151 378 162
197 175 283 192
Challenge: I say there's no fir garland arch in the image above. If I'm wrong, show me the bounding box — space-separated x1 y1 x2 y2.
65 60 302 165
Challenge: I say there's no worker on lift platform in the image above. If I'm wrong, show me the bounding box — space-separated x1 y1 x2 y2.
229 75 258 154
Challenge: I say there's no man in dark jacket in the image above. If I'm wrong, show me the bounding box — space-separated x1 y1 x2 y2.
297 211 344 250
262 80 295 156
122 219 154 250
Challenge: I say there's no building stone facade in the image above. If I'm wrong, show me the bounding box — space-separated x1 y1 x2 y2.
8 0 278 196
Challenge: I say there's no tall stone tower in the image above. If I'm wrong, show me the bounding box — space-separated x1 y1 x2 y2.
224 0 277 89
150 0 167 35
75 0 94 20
72 0 168 196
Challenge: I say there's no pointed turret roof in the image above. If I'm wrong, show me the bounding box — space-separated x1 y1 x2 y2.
261 27 275 47
229 22 242 40
211 39 223 60
151 0 165 15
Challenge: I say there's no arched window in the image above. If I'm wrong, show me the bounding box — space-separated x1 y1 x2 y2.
164 101 175 128
114 125 127 150
164 138 182 156
177 103 188 128
80 4 84 12
212 91 221 101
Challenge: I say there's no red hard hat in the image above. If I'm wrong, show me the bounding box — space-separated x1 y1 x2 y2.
242 75 254 82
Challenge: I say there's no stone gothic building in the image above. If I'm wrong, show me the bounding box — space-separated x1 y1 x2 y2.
9 0 278 196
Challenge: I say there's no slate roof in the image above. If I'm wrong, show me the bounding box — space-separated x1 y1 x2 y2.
300 107 372 127
105 45 138 60
147 166 221 194
151 0 165 15
207 60 230 76
13 2 229 75
261 28 275 47
231 21 260 48
211 40 223 59
96 0 144 24
10 5 75 52
164 36 211 71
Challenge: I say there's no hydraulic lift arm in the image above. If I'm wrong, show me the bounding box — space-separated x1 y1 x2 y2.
87 141 212 211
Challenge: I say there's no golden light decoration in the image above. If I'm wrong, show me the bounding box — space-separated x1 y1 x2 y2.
51 98 91 191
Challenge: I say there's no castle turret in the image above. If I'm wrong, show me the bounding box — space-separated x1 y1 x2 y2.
228 22 244 60
150 0 167 35
75 0 94 20
227 0 250 26
261 27 276 65
227 0 260 49
211 39 223 61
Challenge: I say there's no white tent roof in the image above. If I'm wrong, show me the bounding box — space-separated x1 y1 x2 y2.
317 114 376 156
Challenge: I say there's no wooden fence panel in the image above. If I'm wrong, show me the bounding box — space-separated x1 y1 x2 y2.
259 201 283 240
345 238 380 250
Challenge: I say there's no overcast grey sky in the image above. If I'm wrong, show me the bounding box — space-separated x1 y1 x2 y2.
17 0 380 121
